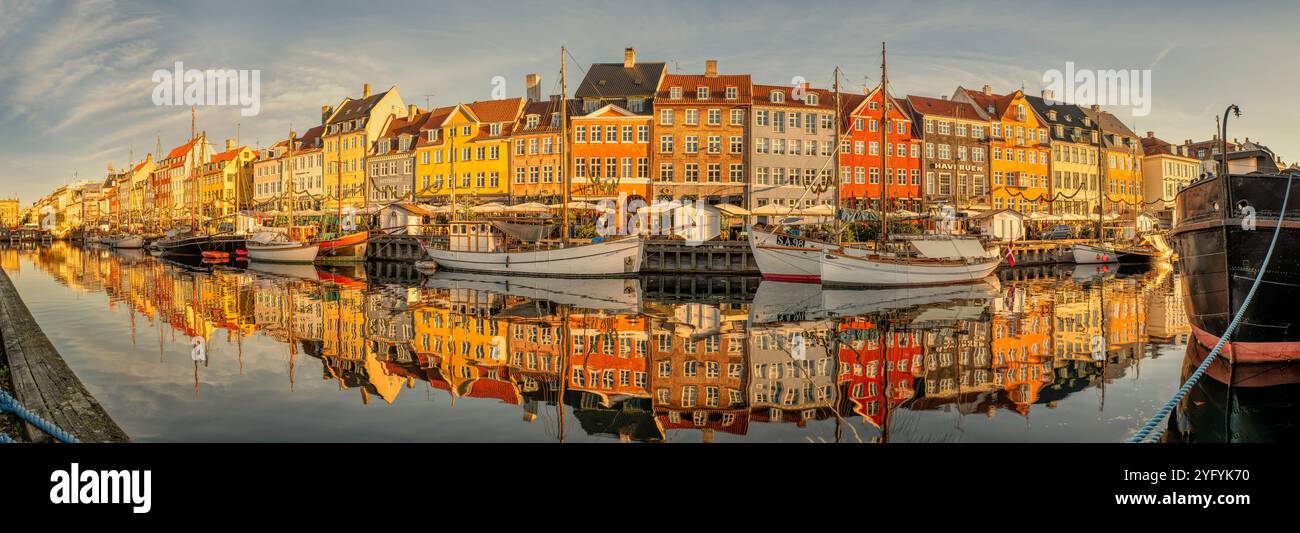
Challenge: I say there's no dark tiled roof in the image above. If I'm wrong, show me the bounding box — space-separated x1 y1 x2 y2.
1079 107 1143 153
1024 95 1098 145
513 98 577 134
575 62 666 99
295 125 324 151
327 89 391 125
905 94 986 122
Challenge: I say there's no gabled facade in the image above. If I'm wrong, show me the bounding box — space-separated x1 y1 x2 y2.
840 86 923 211
199 140 258 220
749 83 838 210
321 83 407 210
369 104 425 204
653 61 751 204
510 97 573 201
1081 105 1144 216
954 85 1051 213
153 135 213 226
569 102 652 202
573 47 665 116
1140 133 1198 212
413 98 525 204
1027 94 1102 217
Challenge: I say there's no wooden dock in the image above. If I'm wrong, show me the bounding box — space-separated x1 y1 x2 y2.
367 234 424 263
643 239 759 275
0 268 128 442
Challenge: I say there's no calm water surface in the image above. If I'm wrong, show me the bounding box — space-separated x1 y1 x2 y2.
2 241 1277 443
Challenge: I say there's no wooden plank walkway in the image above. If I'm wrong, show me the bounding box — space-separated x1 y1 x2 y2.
0 268 129 442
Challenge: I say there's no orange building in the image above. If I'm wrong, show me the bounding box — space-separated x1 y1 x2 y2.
954 85 1051 213
509 97 572 202
567 313 651 403
839 87 923 211
570 103 653 203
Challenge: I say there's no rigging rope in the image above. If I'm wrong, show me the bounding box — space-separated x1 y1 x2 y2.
0 388 81 443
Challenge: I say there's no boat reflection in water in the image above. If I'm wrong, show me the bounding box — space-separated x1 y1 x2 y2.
1164 339 1300 443
2 241 1235 442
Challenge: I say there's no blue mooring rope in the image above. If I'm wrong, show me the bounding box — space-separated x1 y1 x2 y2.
0 388 81 444
0 431 15 443
1128 171 1296 443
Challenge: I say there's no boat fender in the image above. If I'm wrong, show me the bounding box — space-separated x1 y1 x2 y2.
505 255 510 268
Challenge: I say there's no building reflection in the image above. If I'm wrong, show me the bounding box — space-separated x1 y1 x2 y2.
10 241 1200 442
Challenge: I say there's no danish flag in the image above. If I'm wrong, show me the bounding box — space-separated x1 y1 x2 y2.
1004 241 1016 267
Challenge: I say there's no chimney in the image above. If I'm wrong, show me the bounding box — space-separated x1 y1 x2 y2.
408 104 418 117
526 73 541 102
225 138 235 151
623 47 636 68
982 84 991 95
705 59 718 78
363 83 372 98
1041 88 1055 100
941 95 948 100
1146 131 1154 138
321 105 332 125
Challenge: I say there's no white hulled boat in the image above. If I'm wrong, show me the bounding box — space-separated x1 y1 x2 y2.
1071 243 1121 264
246 231 319 264
420 222 642 277
111 234 144 249
820 238 1002 287
748 225 842 282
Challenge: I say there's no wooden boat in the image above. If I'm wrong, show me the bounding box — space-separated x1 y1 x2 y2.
110 234 144 249
1071 243 1122 264
201 250 230 260
315 230 369 263
420 222 642 278
748 225 842 283
246 232 319 264
820 245 1002 287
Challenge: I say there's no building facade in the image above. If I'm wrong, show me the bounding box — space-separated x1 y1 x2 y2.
369 105 424 205
414 99 524 204
569 102 652 203
1140 132 1199 212
653 61 750 204
510 97 571 201
906 95 989 209
1027 95 1102 217
954 86 1051 214
321 84 407 210
840 87 923 211
749 84 837 210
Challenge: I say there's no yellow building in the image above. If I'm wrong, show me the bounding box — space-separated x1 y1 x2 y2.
1028 95 1103 217
199 141 258 222
1082 107 1144 217
414 98 525 204
955 86 1051 213
0 198 20 229
320 83 407 211
1140 133 1198 212
128 155 156 225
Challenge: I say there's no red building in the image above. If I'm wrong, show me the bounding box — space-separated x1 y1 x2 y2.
839 87 923 211
835 317 922 429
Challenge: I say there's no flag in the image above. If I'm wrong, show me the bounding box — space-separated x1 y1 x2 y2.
1004 241 1016 267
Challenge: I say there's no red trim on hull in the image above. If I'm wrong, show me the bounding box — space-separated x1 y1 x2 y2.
762 273 821 283
1192 325 1300 363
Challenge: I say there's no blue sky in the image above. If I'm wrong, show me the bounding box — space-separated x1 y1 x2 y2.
1 0 1294 206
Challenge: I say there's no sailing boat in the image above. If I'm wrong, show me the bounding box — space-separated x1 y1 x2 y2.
816 44 1001 287
315 122 369 264
418 47 643 278
247 127 320 264
156 112 248 257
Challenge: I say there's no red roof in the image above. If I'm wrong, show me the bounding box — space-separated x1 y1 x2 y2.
751 84 834 110
905 94 985 121
166 137 200 159
657 73 753 104
466 97 525 124
211 147 247 163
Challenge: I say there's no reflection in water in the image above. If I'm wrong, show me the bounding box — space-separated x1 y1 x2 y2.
1 242 1257 442
1164 340 1300 443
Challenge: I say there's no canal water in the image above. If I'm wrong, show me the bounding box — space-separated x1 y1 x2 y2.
1 241 1283 443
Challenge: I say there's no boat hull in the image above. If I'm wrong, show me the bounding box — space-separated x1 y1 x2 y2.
111 235 144 249
316 231 369 263
424 236 643 278
1072 243 1121 264
247 242 320 264
1172 172 1300 361
748 227 837 283
820 251 1001 287
157 235 247 257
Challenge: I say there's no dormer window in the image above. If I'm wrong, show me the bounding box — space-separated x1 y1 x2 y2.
725 86 737 100
427 129 438 142
526 115 540 128
670 87 682 100
697 86 709 99
805 93 818 106
1048 110 1057 120
1015 105 1026 121
584 100 598 113
628 98 644 113
549 113 560 128
771 91 785 103
490 123 501 136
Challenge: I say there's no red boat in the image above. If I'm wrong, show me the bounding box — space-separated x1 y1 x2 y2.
315 231 369 263
201 250 230 260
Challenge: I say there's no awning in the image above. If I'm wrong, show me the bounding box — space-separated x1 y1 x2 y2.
713 203 750 216
469 202 508 213
504 202 551 213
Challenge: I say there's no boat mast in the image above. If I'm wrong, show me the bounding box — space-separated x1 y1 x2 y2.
560 46 571 247
878 42 890 249
288 127 295 229
833 66 842 246
336 125 343 235
1095 112 1104 240
190 106 197 231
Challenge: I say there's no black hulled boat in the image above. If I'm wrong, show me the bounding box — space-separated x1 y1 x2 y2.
1171 170 1300 362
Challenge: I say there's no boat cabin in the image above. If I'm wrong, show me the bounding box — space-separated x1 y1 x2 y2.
448 222 504 253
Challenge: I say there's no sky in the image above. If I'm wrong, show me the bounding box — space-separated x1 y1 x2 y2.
1 0 1296 207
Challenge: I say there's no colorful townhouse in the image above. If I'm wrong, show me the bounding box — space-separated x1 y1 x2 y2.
839 86 923 212
510 96 573 201
653 60 750 205
569 100 653 203
368 104 425 205
953 86 1051 214
199 140 258 222
320 83 408 210
1139 132 1199 212
990 284 1055 415
648 310 750 440
1027 95 1102 217
253 137 290 212
0 198 19 229
1082 106 1144 217
566 313 652 404
571 48 664 203
413 99 524 204
127 155 155 225
905 95 989 209
749 83 838 210
153 135 211 227
835 316 922 428
287 126 325 212
747 320 837 423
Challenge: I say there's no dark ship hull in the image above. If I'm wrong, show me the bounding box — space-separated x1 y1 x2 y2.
157 234 247 257
1171 172 1300 362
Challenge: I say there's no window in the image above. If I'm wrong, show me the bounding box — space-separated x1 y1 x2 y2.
696 86 709 99
707 109 721 125
622 125 633 142
659 109 673 125
725 86 737 100
659 135 673 154
730 108 744 125
670 87 682 100
637 125 648 142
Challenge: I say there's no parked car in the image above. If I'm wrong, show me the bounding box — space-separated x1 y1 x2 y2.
1043 225 1073 240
